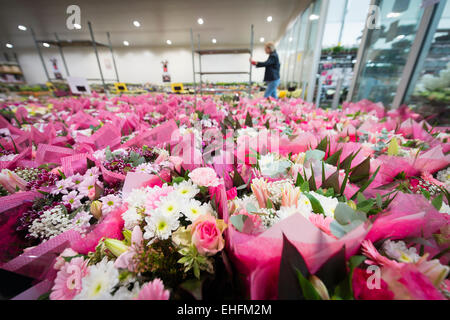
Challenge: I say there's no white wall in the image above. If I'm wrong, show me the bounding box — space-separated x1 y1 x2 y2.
15 45 267 85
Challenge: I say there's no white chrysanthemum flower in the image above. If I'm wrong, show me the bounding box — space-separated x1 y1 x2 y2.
296 194 313 217
0 154 16 162
134 163 158 174
182 199 207 222
143 210 180 240
111 284 141 300
439 202 450 215
157 194 182 217
125 188 150 209
74 258 119 300
122 206 143 230
92 149 107 162
173 180 199 199
268 179 293 204
383 240 421 263
309 191 339 218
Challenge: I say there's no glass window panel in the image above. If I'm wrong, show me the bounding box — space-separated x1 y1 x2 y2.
404 0 450 118
352 0 425 106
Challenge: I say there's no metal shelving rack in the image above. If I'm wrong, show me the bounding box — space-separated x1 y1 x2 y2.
190 24 254 96
30 21 120 92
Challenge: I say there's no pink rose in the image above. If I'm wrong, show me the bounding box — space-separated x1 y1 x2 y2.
188 167 221 187
190 214 226 256
169 156 183 172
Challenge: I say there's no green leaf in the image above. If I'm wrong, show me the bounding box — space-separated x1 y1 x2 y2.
266 198 273 209
245 111 253 127
300 181 310 193
230 214 248 232
295 172 304 187
431 194 443 211
421 189 431 200
309 163 317 191
376 193 382 209
349 157 371 184
295 269 322 300
350 166 380 200
325 149 342 166
322 170 340 194
316 137 328 152
304 193 324 214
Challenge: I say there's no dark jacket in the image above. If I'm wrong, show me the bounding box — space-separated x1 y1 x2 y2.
256 51 280 82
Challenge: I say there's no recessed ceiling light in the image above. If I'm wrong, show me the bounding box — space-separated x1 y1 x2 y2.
266 16 272 22
197 18 204 25
18 25 27 31
166 39 172 45
43 42 50 47
309 14 319 20
6 43 13 48
395 34 405 40
123 40 129 46
133 20 140 27
212 38 217 44
73 23 81 29
387 12 401 18
259 37 265 43
289 37 293 42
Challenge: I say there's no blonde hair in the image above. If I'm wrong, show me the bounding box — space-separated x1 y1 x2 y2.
264 42 276 52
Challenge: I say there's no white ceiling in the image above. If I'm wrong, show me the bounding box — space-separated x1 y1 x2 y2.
0 0 311 49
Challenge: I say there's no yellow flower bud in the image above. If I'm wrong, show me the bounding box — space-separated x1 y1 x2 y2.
309 275 330 300
90 200 103 220
104 238 128 257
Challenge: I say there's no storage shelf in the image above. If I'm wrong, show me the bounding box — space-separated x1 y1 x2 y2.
195 48 251 55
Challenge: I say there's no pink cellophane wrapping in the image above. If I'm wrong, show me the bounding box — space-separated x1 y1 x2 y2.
11 279 54 300
35 144 75 165
0 230 82 281
366 193 449 243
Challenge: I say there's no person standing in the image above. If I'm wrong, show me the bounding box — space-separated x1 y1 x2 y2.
250 42 281 99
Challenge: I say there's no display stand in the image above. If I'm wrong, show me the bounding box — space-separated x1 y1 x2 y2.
190 24 254 96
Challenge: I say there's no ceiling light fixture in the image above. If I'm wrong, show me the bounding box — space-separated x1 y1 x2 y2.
73 23 81 29
387 12 401 18
133 20 140 27
259 37 265 43
266 16 272 22
123 40 129 46
212 38 217 44
18 25 27 31
166 39 172 45
309 14 319 21
289 37 293 42
197 18 204 25
43 42 50 47
6 43 13 48
396 34 405 40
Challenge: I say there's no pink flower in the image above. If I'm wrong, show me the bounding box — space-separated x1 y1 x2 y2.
361 240 400 268
169 156 183 172
54 248 79 270
50 166 64 176
188 167 221 187
308 214 335 238
114 226 143 272
191 214 226 255
50 257 88 300
145 185 174 211
0 169 28 193
136 278 170 300
382 263 446 300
